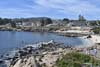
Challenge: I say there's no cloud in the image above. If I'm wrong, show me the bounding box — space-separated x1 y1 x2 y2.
0 0 100 19
33 0 100 19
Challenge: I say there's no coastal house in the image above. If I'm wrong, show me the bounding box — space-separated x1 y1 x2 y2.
15 21 42 27
15 17 53 27
22 22 42 27
68 20 87 27
16 22 23 27
45 23 58 27
22 22 33 27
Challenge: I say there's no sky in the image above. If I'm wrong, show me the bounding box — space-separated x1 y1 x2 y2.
0 0 100 20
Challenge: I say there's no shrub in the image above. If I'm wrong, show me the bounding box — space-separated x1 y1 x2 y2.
56 52 100 67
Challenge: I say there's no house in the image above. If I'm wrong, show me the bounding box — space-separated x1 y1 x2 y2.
15 21 42 27
68 20 87 26
16 22 23 27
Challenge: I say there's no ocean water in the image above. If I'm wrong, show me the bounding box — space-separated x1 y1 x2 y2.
0 31 93 55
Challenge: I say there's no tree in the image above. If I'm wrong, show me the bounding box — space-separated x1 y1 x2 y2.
78 15 86 21
0 18 12 25
40 19 45 26
45 18 52 24
0 18 3 25
3 18 12 24
63 18 69 21
63 18 69 23
40 18 52 26
11 22 16 28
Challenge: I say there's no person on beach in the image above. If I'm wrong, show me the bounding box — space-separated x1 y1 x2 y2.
93 48 97 57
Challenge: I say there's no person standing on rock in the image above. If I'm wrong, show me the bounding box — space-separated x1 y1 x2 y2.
93 48 97 57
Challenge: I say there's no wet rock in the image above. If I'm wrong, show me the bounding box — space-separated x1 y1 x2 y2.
0 59 4 64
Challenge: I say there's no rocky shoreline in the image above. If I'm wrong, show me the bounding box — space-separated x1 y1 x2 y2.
1 40 100 67
1 40 69 67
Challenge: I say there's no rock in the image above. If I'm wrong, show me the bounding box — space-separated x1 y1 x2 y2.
7 41 65 67
0 59 4 64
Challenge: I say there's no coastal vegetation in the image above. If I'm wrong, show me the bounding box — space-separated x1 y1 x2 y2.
0 18 12 25
56 52 100 67
63 18 69 23
92 27 100 34
40 18 53 26
10 22 16 28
